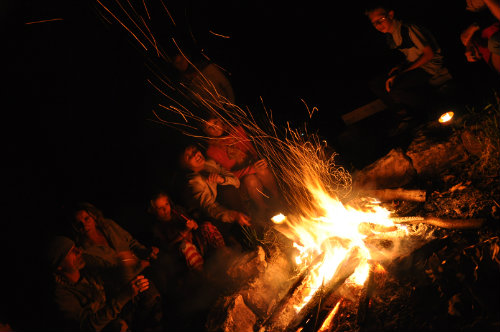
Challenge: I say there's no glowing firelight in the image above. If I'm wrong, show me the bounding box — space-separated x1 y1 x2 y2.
439 111 454 123
272 183 408 312
318 299 342 332
271 213 286 224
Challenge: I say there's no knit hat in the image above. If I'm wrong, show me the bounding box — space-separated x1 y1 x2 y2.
46 236 75 270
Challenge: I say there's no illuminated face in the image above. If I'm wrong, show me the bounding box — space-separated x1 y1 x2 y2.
75 210 97 233
183 146 205 171
368 8 395 34
58 245 85 273
152 195 172 222
203 118 225 137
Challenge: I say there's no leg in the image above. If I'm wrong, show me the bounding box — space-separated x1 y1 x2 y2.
241 173 269 213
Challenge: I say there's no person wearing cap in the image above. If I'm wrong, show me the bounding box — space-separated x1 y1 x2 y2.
46 236 151 331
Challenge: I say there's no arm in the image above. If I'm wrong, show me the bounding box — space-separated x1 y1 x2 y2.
105 219 150 259
484 0 500 20
54 280 131 332
188 175 238 223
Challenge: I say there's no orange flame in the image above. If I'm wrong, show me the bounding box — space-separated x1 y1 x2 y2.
273 180 408 312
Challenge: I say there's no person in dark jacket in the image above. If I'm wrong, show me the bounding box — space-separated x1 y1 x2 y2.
46 236 151 332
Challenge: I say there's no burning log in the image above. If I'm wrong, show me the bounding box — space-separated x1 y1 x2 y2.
361 188 426 202
259 252 326 329
283 247 362 332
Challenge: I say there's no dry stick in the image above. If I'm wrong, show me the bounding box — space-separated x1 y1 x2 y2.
284 248 362 332
260 252 326 329
391 216 485 229
361 189 427 202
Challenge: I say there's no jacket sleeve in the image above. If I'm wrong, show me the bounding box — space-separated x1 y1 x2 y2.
105 219 150 259
214 161 240 188
54 283 131 332
188 175 236 223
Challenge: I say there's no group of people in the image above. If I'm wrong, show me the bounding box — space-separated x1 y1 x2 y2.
36 2 500 331
43 108 283 331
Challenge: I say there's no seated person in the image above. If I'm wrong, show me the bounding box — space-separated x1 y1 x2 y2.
46 235 153 332
68 202 162 328
178 144 252 247
365 4 453 132
200 114 281 217
179 145 251 226
461 0 500 74
148 191 226 272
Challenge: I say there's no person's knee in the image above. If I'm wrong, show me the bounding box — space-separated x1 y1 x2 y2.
242 174 262 190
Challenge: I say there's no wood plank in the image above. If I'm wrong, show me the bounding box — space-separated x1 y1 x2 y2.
342 99 387 126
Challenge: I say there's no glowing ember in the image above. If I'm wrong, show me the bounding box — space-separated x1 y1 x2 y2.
439 111 454 123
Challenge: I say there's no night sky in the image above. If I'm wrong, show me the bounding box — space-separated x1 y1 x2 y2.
2 0 490 328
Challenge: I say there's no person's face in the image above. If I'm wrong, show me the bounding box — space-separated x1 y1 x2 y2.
152 195 172 222
368 8 395 34
75 210 97 233
183 146 205 171
203 118 225 137
58 245 85 273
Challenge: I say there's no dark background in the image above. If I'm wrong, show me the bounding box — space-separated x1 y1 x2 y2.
2 0 495 329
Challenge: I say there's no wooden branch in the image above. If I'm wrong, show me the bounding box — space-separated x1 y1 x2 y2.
361 188 426 202
391 216 485 229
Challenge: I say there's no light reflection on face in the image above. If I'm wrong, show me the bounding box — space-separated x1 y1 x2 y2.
203 118 225 137
183 146 205 171
152 195 172 222
75 210 97 233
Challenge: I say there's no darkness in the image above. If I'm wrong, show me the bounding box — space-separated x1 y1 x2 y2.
3 0 495 330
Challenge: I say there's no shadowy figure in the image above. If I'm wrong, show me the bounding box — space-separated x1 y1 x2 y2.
200 114 282 220
461 0 500 75
171 48 236 106
68 202 163 331
45 236 154 332
365 3 453 135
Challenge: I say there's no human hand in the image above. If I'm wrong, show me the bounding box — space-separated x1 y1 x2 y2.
149 246 159 260
129 275 150 297
233 212 251 227
385 75 397 92
208 173 225 184
186 219 199 230
254 159 268 170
